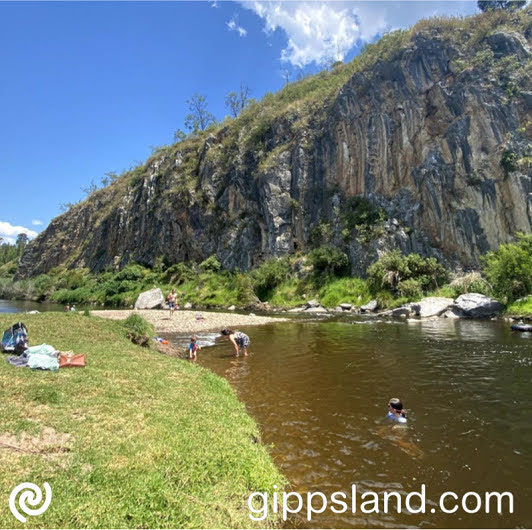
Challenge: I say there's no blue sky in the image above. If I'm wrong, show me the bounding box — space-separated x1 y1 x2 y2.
0 0 479 244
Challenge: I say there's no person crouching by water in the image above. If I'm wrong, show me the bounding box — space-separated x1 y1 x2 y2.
188 335 200 360
387 398 407 424
167 289 178 318
220 329 249 357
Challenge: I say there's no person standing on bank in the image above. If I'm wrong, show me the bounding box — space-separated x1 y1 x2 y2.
220 329 250 357
167 289 178 318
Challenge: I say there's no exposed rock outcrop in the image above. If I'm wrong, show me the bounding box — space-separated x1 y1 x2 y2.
18 11 532 279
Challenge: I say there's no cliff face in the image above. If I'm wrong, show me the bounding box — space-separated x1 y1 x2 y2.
19 12 532 278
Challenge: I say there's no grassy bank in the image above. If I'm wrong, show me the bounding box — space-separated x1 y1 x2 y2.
0 313 285 528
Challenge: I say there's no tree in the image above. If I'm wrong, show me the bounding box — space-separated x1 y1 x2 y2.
184 93 216 134
173 128 187 142
483 233 532 302
81 179 98 197
224 82 252 118
478 0 526 11
16 233 29 253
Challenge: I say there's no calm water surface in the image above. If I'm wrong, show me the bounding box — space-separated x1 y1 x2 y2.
0 299 65 313
194 317 532 528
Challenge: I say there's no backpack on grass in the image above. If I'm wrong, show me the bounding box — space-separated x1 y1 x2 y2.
1 322 28 355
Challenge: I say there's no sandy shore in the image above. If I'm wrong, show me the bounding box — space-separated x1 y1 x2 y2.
91 308 288 334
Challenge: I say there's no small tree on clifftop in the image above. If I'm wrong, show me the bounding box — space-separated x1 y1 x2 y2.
184 93 216 134
225 83 252 118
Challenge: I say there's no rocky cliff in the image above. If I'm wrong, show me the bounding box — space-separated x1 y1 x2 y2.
18 9 532 278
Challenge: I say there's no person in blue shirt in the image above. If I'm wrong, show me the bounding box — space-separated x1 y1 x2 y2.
188 335 200 360
387 398 407 424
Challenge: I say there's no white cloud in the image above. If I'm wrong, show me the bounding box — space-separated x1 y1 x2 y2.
211 1 219 7
31 219 43 226
227 17 248 37
0 221 38 245
239 1 478 67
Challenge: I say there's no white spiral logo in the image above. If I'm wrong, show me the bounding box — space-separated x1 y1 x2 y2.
9 482 52 523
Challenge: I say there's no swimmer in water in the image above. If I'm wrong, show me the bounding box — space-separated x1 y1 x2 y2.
377 398 424 459
387 398 407 424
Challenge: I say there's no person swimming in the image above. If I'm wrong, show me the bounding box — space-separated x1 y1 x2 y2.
387 398 407 424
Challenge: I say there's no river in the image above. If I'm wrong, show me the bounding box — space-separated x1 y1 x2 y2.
194 317 532 528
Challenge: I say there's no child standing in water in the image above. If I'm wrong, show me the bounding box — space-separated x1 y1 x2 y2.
188 336 200 360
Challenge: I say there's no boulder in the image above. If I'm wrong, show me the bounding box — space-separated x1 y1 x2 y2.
390 306 411 318
409 297 454 318
228 305 236 311
361 300 378 313
134 288 164 310
306 299 321 308
305 305 328 313
487 31 529 60
339 303 352 310
451 293 503 319
184 302 192 309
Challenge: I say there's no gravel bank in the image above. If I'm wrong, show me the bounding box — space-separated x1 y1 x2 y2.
91 309 288 334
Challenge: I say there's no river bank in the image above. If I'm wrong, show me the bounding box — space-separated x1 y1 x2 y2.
91 308 289 334
0 313 285 528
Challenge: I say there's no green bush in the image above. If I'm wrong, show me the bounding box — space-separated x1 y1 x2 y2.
448 272 492 296
199 255 221 272
397 278 423 300
483 233 532 302
308 247 350 277
251 257 291 300
344 196 386 231
122 314 154 347
50 287 94 305
500 149 518 177
367 250 448 295
162 262 196 285
114 264 146 282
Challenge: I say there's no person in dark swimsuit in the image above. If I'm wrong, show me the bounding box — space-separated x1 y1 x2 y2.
220 329 250 357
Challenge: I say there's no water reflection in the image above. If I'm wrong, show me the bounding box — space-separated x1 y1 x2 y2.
198 319 531 528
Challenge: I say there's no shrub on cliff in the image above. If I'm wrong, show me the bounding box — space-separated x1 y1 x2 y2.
308 247 350 277
483 233 532 302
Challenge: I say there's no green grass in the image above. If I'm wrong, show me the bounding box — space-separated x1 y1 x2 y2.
0 314 285 528
506 297 532 317
317 277 371 308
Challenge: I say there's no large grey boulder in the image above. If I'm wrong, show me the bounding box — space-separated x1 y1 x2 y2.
339 303 352 310
409 297 454 318
361 300 378 313
306 299 321 309
451 293 503 319
134 288 164 309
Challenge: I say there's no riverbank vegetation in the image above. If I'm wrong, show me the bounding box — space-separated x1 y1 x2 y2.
1 234 531 316
0 313 285 528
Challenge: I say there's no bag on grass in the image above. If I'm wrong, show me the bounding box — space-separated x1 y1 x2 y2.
59 352 86 368
1 322 28 354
